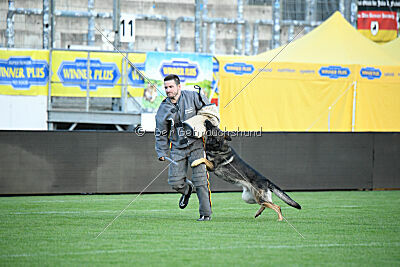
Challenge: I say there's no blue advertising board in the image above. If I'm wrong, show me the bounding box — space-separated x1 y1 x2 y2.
57 58 120 90
0 56 48 89
224 62 254 75
360 67 382 80
319 66 350 79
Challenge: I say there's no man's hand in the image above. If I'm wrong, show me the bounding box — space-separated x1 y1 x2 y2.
158 157 165 161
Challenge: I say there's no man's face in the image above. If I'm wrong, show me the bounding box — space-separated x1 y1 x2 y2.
164 79 180 99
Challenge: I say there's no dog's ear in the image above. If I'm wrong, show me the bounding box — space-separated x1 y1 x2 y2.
224 133 232 141
204 120 214 130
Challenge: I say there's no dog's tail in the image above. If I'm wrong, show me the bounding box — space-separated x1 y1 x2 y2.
270 183 301 209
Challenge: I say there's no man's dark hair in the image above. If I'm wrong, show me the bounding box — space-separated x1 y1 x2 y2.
164 74 180 85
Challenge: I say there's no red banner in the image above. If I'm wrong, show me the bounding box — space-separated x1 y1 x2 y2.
357 11 398 42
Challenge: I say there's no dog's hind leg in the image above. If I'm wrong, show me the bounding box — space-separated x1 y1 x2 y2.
254 206 265 218
262 202 283 221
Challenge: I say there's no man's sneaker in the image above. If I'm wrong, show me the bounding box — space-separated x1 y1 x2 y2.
197 215 211 221
179 183 193 209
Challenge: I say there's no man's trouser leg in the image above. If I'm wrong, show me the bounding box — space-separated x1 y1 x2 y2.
168 141 212 217
189 143 212 217
168 148 190 195
195 184 211 217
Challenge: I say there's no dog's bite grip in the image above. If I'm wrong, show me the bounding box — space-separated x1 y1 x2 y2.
191 158 214 171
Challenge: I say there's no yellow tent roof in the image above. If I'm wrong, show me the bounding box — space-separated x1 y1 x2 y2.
256 11 400 66
381 37 400 61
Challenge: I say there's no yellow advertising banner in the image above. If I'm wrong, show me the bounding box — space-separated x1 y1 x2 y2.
0 49 49 96
0 50 147 98
126 52 146 98
51 51 122 97
50 51 146 97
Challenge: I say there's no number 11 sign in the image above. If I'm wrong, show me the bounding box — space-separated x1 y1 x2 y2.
120 16 135 43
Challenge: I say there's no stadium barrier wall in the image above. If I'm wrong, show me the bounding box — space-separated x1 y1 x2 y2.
0 131 399 195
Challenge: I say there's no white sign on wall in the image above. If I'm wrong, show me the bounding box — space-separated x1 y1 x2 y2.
120 15 135 43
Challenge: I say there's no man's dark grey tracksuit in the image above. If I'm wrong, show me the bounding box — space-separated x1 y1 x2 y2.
155 90 212 217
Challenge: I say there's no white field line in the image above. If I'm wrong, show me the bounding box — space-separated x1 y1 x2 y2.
1 197 184 204
29 199 132 203
2 196 382 204
8 209 171 215
7 205 366 215
24 195 243 203
1 242 399 258
24 198 171 203
7 208 253 215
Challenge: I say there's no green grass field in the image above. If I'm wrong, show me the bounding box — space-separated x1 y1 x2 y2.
1 191 399 266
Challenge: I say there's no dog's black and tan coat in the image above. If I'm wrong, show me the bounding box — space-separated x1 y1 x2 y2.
192 121 301 221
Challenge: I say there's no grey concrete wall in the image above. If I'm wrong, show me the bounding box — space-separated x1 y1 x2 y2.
0 131 399 195
0 0 275 54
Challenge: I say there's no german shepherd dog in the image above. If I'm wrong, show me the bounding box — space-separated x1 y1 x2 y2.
191 121 301 221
